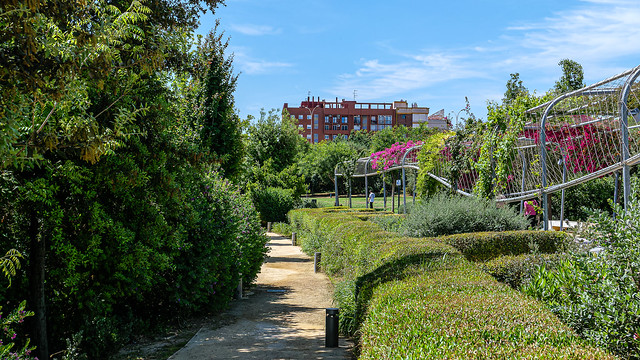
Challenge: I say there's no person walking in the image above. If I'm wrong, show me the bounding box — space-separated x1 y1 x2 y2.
368 190 375 209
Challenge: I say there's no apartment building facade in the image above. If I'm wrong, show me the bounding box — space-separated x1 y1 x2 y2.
284 97 444 143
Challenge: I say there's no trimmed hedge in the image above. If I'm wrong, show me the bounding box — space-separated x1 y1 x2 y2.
480 253 566 289
438 230 570 262
288 207 612 359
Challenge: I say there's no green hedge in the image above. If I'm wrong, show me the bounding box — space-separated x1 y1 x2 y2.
438 230 569 262
480 253 566 289
288 208 612 359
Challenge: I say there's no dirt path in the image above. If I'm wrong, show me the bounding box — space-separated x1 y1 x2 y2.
168 233 352 360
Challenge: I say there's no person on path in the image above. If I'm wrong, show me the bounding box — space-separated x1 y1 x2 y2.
368 191 375 209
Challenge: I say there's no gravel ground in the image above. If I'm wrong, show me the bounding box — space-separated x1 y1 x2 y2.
167 233 353 360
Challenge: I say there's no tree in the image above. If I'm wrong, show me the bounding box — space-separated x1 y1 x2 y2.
503 73 528 105
194 23 243 180
245 109 307 172
0 1 225 357
554 59 585 94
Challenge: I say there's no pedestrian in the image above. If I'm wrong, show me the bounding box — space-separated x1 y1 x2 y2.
368 190 375 209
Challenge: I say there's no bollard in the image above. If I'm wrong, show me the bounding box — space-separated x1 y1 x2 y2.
267 222 272 232
236 273 243 299
325 308 339 347
291 232 297 246
314 252 321 273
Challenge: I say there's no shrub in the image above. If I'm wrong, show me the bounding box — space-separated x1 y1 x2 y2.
369 214 405 233
402 193 529 237
523 197 640 358
271 222 292 237
438 230 569 262
288 208 611 358
480 253 565 289
251 186 296 223
359 263 613 360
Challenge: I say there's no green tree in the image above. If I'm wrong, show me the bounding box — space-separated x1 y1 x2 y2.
554 59 585 94
503 73 528 105
245 109 307 172
194 23 244 180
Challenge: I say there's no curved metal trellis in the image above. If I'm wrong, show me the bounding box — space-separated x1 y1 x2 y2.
334 64 640 225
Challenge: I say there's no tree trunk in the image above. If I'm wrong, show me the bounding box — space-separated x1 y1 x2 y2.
29 209 48 359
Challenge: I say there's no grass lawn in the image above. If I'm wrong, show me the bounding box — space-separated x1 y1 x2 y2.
304 195 406 212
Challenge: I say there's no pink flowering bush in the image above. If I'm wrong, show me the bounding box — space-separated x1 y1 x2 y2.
371 141 423 171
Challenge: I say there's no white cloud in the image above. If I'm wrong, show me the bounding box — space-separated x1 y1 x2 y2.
330 53 483 101
231 47 293 75
231 24 281 36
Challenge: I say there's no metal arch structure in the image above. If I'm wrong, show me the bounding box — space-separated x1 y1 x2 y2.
333 64 640 225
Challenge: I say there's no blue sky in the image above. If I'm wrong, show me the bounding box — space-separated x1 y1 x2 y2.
198 0 640 125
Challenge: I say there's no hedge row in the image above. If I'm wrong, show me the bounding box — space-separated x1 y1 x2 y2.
288 207 612 359
437 230 570 262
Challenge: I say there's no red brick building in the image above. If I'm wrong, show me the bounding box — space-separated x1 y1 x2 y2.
284 97 441 143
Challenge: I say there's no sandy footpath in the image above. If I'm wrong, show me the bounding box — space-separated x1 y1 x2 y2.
168 233 352 360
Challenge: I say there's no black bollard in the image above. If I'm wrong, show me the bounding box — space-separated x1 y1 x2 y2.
292 232 297 246
325 308 339 347
314 252 321 273
267 222 272 232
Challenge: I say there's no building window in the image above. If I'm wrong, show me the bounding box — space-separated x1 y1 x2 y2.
314 114 319 120
363 123 367 130
306 134 311 139
314 118 318 129
341 116 348 124
333 135 338 140
332 116 338 123
384 115 393 124
325 116 330 123
298 115 303 120
307 124 311 130
362 115 368 125
354 116 361 125
291 115 296 121
307 115 311 120
341 125 348 131
325 135 329 140
298 124 303 129
402 115 407 119
371 125 377 131
332 125 340 130
371 116 377 124
314 133 318 143
324 125 329 130
354 125 361 130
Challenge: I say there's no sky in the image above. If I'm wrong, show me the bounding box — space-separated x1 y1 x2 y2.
198 0 640 125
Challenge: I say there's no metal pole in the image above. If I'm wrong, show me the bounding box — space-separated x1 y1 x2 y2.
348 178 352 208
314 252 321 273
619 66 640 212
383 173 387 209
334 174 339 206
402 166 407 214
560 158 567 231
519 150 526 215
413 170 416 206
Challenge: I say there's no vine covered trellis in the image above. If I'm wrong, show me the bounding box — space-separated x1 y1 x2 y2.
335 64 640 228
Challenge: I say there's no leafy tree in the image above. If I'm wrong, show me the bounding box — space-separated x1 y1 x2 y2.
0 0 226 358
554 59 585 94
503 73 528 105
299 139 366 194
194 23 244 180
245 109 307 172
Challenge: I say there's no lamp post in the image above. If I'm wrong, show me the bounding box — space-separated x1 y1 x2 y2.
302 104 320 143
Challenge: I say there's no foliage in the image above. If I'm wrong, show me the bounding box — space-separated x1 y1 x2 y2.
369 214 405 233
271 222 293 237
251 187 297 223
288 207 611 358
415 132 454 197
193 24 244 180
359 263 613 360
480 253 566 289
0 301 36 360
370 140 422 171
402 194 529 237
523 197 640 358
298 138 365 194
554 59 585 95
549 175 616 221
245 109 307 173
476 93 548 198
437 230 569 262
503 72 529 105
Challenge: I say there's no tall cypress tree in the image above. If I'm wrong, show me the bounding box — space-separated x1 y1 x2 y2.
197 26 244 180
